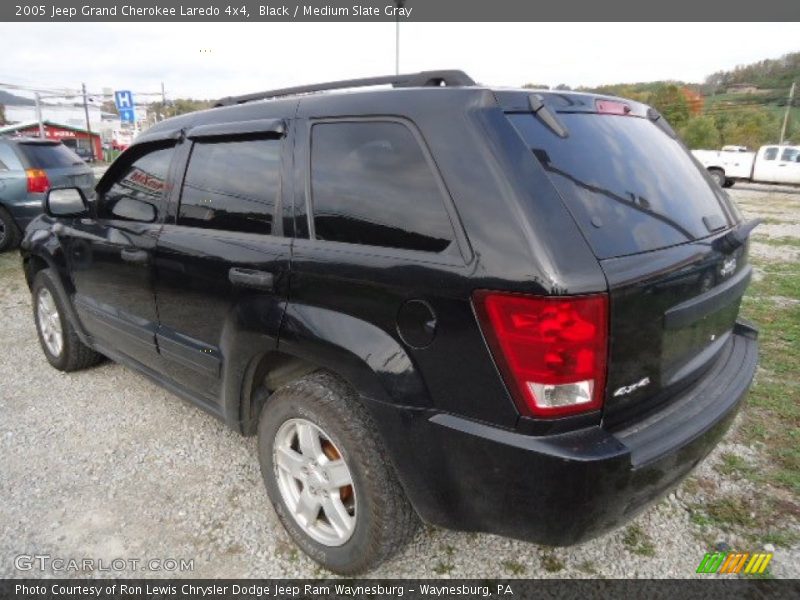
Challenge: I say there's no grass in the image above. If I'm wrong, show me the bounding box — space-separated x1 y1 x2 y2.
755 236 800 248
622 524 656 557
501 559 526 576
538 550 565 573
686 252 800 549
714 452 758 480
433 561 454 575
737 260 800 494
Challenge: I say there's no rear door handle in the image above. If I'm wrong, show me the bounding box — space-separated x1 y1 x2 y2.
228 267 274 291
120 248 149 265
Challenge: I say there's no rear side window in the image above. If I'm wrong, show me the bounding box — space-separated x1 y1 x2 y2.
0 144 23 171
17 143 82 168
763 147 779 160
509 113 732 259
781 147 799 162
178 138 280 235
310 121 454 253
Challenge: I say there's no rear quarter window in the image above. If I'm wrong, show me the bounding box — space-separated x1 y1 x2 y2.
18 143 83 169
0 143 24 171
310 121 455 253
508 112 733 259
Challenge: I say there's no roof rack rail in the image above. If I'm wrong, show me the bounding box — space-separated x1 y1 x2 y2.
214 69 476 107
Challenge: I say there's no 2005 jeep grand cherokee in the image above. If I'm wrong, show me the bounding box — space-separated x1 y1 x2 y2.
20 70 759 574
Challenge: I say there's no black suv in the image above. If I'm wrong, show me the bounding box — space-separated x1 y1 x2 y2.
21 70 759 574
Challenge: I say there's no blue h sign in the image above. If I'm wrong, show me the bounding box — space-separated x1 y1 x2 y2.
114 90 136 123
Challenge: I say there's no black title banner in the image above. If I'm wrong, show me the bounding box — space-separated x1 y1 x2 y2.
3 0 799 22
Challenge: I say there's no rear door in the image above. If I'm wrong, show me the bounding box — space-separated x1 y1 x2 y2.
153 120 292 409
776 147 800 184
508 104 753 425
753 146 781 182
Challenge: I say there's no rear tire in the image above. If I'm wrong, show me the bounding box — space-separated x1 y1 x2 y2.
0 207 20 252
708 168 725 187
257 371 419 574
32 269 104 372
723 178 735 188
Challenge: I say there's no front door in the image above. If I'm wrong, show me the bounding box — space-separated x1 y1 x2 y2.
66 142 178 370
153 123 292 410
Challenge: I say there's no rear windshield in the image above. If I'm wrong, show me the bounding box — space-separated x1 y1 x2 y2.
508 113 733 259
18 143 83 169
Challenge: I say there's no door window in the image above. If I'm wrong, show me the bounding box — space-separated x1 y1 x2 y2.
98 145 175 222
178 138 280 234
780 147 800 162
310 121 454 253
763 147 779 161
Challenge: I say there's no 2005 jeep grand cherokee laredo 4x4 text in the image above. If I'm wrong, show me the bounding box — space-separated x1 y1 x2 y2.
20 70 759 574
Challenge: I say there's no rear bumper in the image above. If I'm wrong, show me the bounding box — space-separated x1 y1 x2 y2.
367 323 757 545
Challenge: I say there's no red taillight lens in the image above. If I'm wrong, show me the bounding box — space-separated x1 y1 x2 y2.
474 291 608 418
596 99 631 115
26 169 50 194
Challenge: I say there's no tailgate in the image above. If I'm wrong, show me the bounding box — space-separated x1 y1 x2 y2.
600 237 751 426
505 94 753 425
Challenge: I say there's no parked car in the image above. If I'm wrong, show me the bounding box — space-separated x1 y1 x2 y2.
20 70 759 574
693 144 800 187
0 137 94 251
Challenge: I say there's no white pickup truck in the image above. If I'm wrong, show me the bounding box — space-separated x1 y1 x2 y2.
692 145 800 187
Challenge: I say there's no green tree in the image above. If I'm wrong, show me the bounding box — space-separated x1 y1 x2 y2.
146 98 213 121
680 116 720 149
649 84 690 128
718 108 780 148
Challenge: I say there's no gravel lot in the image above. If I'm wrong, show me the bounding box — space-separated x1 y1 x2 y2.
0 184 798 579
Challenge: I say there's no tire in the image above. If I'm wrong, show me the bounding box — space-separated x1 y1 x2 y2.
708 169 725 187
0 207 21 252
257 371 419 574
723 178 735 188
32 269 104 372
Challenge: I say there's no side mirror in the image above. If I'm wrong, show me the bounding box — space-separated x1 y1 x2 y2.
45 187 89 218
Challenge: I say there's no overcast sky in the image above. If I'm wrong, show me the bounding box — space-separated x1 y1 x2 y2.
1 22 797 101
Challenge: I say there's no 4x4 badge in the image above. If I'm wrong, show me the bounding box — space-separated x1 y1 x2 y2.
613 377 651 397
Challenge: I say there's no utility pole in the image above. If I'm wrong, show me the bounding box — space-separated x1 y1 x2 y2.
780 81 796 145
81 82 94 160
34 92 45 138
395 0 405 75
161 81 166 121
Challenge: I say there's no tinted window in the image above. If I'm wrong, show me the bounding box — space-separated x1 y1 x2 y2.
18 143 82 168
99 146 174 222
311 121 453 253
178 138 280 234
509 113 732 259
763 147 779 160
781 147 800 162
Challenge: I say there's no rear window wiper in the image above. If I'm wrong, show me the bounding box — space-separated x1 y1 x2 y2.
528 94 569 139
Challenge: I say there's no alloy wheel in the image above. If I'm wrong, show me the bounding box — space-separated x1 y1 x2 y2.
273 418 357 546
37 288 64 357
